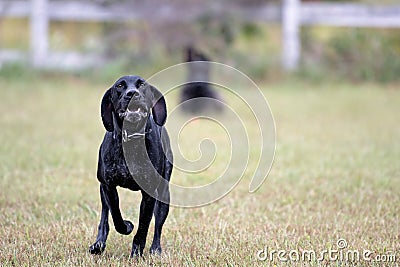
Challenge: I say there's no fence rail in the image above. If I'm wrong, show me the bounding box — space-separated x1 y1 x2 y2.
301 3 400 27
1 0 400 70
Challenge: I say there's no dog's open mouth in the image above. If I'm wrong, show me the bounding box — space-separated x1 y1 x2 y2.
119 105 148 123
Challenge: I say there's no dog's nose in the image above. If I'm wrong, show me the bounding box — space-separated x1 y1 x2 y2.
125 89 140 100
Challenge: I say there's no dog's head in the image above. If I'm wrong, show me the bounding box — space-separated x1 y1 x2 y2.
100 75 166 132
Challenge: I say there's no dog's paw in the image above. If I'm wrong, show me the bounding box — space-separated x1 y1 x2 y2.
89 241 106 255
123 220 134 235
130 244 144 258
150 244 162 255
116 220 134 235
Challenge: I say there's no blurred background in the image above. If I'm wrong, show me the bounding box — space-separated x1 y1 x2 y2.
1 0 399 82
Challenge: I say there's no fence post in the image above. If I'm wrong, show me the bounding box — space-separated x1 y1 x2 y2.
282 0 300 71
30 0 48 67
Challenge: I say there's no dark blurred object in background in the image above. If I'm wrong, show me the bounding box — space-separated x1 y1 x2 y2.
179 46 223 114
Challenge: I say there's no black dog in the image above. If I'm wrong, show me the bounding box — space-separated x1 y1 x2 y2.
180 46 223 113
89 75 173 257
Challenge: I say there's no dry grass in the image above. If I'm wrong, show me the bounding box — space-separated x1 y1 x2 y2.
0 75 399 266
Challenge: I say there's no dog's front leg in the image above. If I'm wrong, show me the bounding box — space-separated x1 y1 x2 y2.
131 192 156 257
89 184 110 254
101 183 134 235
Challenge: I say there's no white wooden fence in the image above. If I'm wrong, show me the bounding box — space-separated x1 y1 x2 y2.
1 0 400 70
283 0 400 70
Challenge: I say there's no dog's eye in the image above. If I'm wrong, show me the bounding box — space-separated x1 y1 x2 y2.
136 79 145 88
116 83 124 89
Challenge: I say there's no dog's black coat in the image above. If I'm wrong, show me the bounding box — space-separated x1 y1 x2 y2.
89 75 172 257
180 46 223 113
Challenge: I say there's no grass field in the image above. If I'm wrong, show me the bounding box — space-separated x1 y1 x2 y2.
0 74 399 266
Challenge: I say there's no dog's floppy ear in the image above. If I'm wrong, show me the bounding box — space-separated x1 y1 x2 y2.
101 89 114 132
149 85 167 126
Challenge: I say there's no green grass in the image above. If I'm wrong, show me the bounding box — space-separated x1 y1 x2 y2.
0 74 399 266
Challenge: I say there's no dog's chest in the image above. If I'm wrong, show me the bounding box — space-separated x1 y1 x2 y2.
101 149 128 185
100 139 156 190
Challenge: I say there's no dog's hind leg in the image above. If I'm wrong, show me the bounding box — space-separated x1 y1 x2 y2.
150 185 170 255
150 149 172 255
89 184 110 254
101 184 134 235
131 192 156 257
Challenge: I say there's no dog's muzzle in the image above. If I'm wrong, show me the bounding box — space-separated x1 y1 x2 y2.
119 106 148 120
